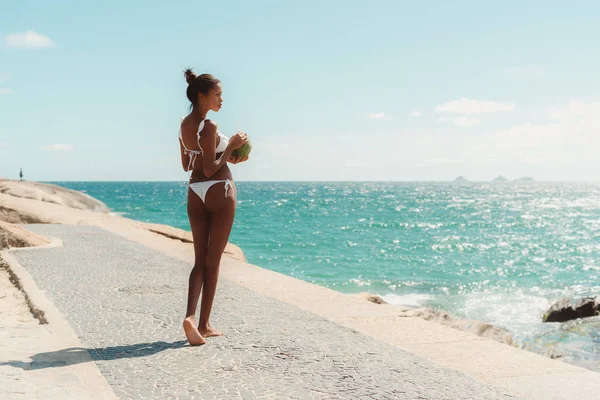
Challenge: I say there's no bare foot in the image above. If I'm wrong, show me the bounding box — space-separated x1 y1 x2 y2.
183 317 206 346
198 325 223 338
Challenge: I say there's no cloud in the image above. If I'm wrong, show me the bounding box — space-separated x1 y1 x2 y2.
460 99 600 164
217 99 600 180
438 116 481 127
0 88 12 95
436 98 515 114
399 98 600 180
453 116 481 127
4 31 55 49
548 99 600 122
422 157 464 165
45 144 73 151
0 72 11 82
409 110 422 117
366 112 387 119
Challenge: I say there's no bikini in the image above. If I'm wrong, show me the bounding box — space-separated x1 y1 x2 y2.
179 118 232 204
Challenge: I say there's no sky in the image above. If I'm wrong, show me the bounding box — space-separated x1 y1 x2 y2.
1 0 599 182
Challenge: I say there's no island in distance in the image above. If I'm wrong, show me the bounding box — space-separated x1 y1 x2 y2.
516 176 536 182
451 176 536 183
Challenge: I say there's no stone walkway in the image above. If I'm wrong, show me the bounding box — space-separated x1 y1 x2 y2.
10 225 521 399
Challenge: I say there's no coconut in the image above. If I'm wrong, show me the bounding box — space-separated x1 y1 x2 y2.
232 139 252 159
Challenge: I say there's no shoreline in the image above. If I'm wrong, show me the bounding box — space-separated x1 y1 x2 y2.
0 180 570 348
2 179 517 346
2 179 600 399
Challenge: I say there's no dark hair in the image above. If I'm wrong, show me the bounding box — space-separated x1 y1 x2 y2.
184 69 220 108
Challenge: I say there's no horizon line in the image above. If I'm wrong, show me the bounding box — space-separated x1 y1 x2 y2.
27 179 600 183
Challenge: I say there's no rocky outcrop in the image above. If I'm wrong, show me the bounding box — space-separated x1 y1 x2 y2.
141 222 194 243
402 307 515 345
0 180 247 263
359 293 387 304
0 221 50 250
543 297 600 322
0 181 110 213
141 221 247 262
356 293 515 346
224 243 247 263
0 205 46 224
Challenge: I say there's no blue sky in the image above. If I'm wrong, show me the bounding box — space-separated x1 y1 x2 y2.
1 0 599 181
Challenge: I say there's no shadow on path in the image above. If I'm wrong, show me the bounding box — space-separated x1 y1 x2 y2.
0 340 188 370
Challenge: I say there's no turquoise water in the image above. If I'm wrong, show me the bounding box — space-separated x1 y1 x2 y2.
54 181 600 370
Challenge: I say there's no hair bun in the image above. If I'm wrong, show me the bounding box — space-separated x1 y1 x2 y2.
184 68 197 84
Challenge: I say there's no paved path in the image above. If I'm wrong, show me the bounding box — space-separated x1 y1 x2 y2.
10 225 521 399
0 262 115 400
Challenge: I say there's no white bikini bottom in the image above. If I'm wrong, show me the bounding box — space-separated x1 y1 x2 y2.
189 179 231 204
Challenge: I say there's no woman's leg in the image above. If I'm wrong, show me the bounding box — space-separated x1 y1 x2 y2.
198 182 237 337
183 187 210 345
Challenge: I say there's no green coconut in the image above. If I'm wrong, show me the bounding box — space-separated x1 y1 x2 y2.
232 139 252 159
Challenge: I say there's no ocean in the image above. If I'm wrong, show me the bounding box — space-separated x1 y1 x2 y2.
53 181 600 371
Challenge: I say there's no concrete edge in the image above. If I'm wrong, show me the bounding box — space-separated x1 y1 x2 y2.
9 236 64 251
1 247 117 399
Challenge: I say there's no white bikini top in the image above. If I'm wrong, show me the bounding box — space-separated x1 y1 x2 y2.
179 118 230 171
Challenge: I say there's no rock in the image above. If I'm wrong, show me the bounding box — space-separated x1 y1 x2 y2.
406 307 452 322
402 307 515 345
517 177 535 182
359 293 387 304
0 181 110 213
224 243 247 263
453 176 469 183
354 295 514 344
0 205 46 224
543 297 600 322
140 221 247 262
450 319 515 345
546 348 563 359
141 222 193 243
492 176 508 182
0 180 249 263
0 221 51 250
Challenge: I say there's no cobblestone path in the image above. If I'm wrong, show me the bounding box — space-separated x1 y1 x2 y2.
12 225 521 399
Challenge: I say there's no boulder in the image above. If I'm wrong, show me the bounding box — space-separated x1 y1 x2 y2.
543 297 600 322
405 307 515 345
141 222 247 262
224 243 247 263
141 222 193 243
0 221 50 250
0 181 110 213
359 293 387 304
0 205 46 224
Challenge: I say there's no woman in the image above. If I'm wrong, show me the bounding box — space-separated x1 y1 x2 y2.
179 69 249 346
